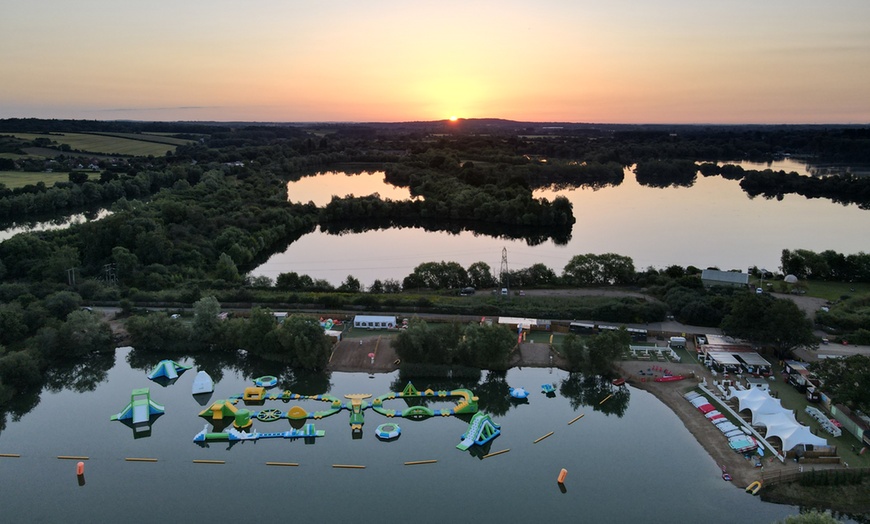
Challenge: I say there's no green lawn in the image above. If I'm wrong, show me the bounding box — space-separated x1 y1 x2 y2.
9 132 179 156
0 171 72 189
752 277 870 301
801 281 870 302
766 361 870 468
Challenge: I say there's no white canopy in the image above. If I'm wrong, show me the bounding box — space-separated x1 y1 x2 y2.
737 353 771 367
708 351 742 366
755 411 799 430
766 424 828 451
730 388 768 409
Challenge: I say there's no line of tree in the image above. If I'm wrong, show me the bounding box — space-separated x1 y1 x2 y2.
781 249 870 282
394 317 517 370
124 297 333 370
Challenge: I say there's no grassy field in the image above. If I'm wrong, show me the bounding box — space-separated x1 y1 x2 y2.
88 132 195 146
0 171 72 189
752 277 870 301
9 132 181 156
802 281 870 302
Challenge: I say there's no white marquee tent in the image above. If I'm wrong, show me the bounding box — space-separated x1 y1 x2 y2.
730 388 828 451
766 424 828 451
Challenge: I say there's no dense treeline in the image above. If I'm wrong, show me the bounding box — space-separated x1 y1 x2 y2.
0 118 227 136
0 169 191 220
741 170 870 209
781 249 870 282
0 169 319 289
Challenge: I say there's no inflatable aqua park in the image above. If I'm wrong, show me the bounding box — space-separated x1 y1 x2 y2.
456 412 501 450
254 375 278 388
147 360 191 381
111 388 165 425
195 382 485 441
509 387 529 399
192 371 214 395
375 423 401 440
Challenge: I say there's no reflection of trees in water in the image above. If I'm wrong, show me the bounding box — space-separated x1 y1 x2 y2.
321 218 571 246
559 373 630 418
391 367 482 393
1 352 115 436
43 352 115 393
0 388 41 437
475 371 512 417
125 348 335 394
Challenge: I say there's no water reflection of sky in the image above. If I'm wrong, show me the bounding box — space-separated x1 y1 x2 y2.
0 209 111 242
286 171 412 206
258 165 870 287
0 348 797 522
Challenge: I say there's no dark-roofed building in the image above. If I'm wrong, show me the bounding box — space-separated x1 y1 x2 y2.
701 269 749 288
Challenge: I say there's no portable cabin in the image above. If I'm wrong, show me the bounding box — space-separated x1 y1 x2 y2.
353 315 397 330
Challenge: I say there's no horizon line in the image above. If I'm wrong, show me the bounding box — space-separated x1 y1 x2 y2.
2 116 868 127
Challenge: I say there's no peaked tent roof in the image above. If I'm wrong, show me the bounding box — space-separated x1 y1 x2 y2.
766 424 828 451
756 411 799 431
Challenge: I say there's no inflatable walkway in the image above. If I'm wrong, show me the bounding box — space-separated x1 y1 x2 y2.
456 412 501 450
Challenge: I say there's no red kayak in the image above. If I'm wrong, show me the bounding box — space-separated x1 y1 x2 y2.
654 375 685 382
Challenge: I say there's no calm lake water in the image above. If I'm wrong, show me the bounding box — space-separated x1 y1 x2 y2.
0 347 796 523
0 208 111 242
254 161 870 287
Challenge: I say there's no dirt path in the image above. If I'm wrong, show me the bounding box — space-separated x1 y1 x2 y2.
327 336 399 373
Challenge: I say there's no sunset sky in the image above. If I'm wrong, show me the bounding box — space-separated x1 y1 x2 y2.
2 1 869 124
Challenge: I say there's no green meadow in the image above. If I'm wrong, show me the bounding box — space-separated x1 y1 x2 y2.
9 132 187 156
0 171 73 189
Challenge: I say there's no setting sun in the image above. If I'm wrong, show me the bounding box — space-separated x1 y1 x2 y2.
449 115 458 122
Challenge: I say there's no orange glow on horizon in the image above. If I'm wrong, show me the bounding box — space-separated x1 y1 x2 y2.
449 115 458 122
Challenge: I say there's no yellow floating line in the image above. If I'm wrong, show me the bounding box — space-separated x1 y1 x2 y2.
404 460 438 466
482 449 510 459
599 394 613 405
192 459 225 464
0 453 21 458
333 464 366 469
125 458 158 462
266 462 300 467
57 456 89 460
534 431 554 443
567 413 585 425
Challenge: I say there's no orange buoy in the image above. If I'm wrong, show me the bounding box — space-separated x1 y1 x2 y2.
76 461 85 476
557 468 568 484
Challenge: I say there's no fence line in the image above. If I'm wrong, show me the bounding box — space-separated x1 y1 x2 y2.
762 467 870 487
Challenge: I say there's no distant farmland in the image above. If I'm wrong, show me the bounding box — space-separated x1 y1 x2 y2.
9 132 194 156
0 171 72 189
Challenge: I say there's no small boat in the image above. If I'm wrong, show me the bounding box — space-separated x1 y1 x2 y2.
654 375 685 382
745 480 762 495
612 378 626 386
541 384 555 394
721 465 732 481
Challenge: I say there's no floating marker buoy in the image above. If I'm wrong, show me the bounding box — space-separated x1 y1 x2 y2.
76 461 85 476
557 468 568 484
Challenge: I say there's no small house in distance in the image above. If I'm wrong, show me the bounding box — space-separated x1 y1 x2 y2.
701 269 749 288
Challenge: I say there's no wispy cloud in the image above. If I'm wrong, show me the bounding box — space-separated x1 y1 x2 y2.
91 106 220 112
